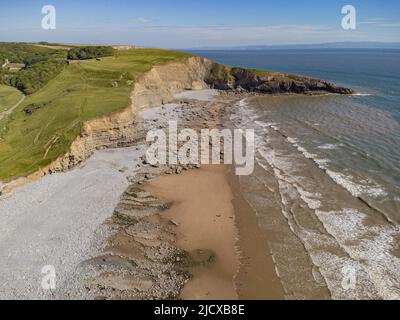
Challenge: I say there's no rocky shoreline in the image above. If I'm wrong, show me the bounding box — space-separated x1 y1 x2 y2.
0 53 355 299
205 63 354 95
79 186 189 299
0 56 353 196
0 87 356 299
72 90 239 299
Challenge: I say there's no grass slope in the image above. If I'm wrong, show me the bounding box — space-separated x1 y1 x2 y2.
0 85 21 113
0 48 191 182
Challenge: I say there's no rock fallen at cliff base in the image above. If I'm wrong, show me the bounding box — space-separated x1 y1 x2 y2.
79 185 190 300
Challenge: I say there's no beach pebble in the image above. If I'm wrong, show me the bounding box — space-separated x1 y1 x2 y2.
175 167 183 174
169 219 180 227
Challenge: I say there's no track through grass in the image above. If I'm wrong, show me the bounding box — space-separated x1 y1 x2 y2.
0 85 21 113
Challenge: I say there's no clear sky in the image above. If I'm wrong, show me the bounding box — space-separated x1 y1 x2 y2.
0 0 399 48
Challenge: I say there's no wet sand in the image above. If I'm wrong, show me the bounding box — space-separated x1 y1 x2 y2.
0 90 289 299
144 165 239 300
144 164 286 300
228 167 285 300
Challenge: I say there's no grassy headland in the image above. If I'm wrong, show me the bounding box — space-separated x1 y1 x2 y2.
0 47 191 181
0 43 352 183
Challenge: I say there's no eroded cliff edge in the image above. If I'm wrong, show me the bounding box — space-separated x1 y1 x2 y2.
2 56 353 191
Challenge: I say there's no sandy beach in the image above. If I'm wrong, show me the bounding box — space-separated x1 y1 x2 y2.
144 165 239 300
1 89 285 299
3 10 399 302
0 88 328 300
138 89 286 299
2 85 393 300
228 169 285 300
143 164 286 300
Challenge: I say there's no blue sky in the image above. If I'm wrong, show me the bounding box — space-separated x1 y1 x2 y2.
0 0 399 48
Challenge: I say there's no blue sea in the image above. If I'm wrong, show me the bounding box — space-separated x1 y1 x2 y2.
192 49 400 299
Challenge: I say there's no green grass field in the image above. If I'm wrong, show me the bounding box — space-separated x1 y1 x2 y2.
0 85 21 113
0 48 191 182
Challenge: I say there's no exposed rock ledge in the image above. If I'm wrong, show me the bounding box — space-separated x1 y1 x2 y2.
1 56 353 192
205 63 354 95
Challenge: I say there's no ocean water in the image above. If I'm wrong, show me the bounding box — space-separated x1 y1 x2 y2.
192 49 400 299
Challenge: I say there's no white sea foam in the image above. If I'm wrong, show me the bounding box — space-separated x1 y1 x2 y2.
271 125 280 131
257 148 295 174
285 137 318 159
352 93 373 97
269 172 381 299
297 146 318 159
326 170 388 198
268 162 388 299
231 98 398 299
231 100 259 128
296 185 322 210
318 143 340 150
315 208 400 300
287 137 298 144
255 121 279 129
284 136 388 199
257 145 323 212
314 158 330 169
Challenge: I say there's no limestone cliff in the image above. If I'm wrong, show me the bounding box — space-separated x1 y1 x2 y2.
30 57 214 175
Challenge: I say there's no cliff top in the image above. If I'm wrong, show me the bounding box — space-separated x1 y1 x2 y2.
0 47 191 181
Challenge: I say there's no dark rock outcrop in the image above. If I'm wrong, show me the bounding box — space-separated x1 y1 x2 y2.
205 64 353 95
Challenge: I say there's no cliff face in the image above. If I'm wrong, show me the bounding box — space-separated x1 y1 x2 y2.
33 57 214 175
49 59 352 175
205 64 354 95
